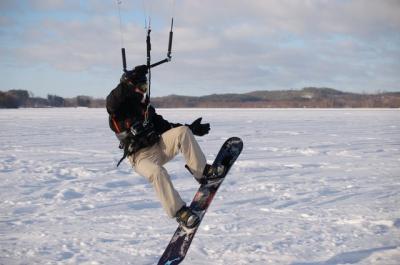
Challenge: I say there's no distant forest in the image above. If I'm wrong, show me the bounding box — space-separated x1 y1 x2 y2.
0 90 105 108
1 87 400 109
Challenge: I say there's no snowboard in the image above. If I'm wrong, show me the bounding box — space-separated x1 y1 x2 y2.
158 137 243 265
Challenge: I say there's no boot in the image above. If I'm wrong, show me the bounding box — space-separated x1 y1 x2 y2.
175 206 200 228
194 163 225 184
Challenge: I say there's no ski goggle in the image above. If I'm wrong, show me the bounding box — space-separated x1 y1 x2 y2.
137 82 148 93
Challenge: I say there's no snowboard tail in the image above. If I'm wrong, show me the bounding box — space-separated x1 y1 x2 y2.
158 137 243 265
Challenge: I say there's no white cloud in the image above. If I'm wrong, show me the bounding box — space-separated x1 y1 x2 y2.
28 0 80 11
1 0 400 96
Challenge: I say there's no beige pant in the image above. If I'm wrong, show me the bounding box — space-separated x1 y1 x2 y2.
128 126 207 218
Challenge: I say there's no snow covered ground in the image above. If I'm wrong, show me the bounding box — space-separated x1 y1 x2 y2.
1 108 399 265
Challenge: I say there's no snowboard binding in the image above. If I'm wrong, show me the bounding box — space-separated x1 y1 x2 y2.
175 206 200 229
185 164 226 185
200 164 226 184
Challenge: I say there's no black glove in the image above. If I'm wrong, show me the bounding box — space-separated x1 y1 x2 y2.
187 117 210 136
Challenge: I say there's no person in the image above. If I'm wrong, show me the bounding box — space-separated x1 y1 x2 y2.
106 65 224 228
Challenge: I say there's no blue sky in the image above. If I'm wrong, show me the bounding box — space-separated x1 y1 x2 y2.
1 0 399 98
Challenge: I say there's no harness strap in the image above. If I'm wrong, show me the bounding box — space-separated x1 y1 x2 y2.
117 148 129 167
144 106 150 124
111 116 121 133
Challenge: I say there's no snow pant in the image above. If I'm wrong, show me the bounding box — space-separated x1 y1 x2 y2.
128 126 207 218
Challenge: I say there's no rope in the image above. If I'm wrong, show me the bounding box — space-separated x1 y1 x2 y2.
116 0 124 49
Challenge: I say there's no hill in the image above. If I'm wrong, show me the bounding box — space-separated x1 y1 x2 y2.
1 87 399 108
152 87 400 108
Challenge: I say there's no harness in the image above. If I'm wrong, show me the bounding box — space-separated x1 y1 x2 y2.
114 117 160 167
110 106 160 167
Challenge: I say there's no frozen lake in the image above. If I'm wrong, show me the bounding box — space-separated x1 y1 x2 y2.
1 108 399 264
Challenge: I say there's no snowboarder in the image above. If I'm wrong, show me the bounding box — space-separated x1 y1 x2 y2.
106 65 223 228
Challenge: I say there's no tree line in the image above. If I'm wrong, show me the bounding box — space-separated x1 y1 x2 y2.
1 88 399 108
151 87 400 108
0 90 105 108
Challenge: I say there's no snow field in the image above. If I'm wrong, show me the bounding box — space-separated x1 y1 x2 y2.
0 108 399 264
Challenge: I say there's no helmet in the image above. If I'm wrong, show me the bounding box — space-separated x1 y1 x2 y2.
120 65 148 85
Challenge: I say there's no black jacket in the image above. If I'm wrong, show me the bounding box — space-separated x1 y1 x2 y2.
106 82 180 135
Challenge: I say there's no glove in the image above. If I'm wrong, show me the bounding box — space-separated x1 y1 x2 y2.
187 117 210 136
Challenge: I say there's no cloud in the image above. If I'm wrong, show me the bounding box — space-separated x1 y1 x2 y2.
0 0 20 11
1 0 400 96
166 0 400 93
7 17 141 72
29 0 80 11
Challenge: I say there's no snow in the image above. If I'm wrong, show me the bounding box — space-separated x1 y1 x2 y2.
1 108 399 265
